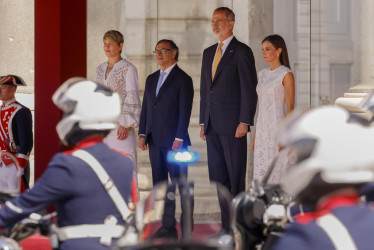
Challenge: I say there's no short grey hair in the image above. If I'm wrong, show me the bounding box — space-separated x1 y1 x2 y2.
214 7 235 22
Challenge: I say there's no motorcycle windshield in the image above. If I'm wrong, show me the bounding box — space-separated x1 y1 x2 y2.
117 180 234 249
0 151 21 199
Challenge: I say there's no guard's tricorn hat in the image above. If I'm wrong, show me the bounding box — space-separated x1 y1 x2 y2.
0 75 26 87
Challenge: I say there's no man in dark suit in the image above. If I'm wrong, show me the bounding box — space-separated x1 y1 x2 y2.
200 7 258 234
139 39 194 239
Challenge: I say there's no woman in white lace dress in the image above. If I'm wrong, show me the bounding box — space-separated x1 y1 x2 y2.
95 30 141 166
250 34 295 183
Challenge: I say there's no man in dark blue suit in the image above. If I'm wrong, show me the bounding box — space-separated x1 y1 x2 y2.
139 39 194 239
200 7 257 234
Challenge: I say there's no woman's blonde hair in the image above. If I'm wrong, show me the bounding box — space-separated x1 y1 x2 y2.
103 30 124 45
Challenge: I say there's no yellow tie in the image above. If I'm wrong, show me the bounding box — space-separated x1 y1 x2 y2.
212 43 224 80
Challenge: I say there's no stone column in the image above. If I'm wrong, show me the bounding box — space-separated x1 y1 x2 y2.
335 0 374 117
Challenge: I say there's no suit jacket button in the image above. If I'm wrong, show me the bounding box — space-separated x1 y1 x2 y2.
210 90 213 93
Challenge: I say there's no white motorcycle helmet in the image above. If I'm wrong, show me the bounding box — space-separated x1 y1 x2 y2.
52 77 121 146
278 105 374 204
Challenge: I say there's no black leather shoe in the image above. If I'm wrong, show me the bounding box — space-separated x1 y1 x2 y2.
150 226 178 241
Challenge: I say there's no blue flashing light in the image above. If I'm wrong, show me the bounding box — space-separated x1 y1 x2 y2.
167 150 200 164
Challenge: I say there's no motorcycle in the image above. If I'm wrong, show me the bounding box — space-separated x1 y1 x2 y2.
0 151 55 250
232 156 292 250
113 149 292 250
113 150 238 249
0 211 56 250
113 179 235 250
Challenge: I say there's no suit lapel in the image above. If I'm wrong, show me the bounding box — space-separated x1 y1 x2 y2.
212 37 237 83
207 45 216 84
151 71 160 103
155 65 179 102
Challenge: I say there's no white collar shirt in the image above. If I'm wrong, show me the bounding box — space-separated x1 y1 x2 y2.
159 62 177 87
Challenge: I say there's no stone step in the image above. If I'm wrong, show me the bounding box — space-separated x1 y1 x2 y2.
137 144 208 171
149 196 222 223
137 141 207 164
137 154 208 170
137 164 211 191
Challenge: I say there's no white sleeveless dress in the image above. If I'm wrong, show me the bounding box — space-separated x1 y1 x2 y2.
253 65 294 183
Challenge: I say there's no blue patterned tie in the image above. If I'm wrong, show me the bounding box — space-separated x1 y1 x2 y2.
156 71 166 96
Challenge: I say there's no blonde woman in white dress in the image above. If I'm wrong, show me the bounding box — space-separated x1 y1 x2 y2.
250 34 295 184
95 30 141 169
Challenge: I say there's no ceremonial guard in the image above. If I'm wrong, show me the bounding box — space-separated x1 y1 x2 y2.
0 75 33 190
272 106 374 250
0 78 136 249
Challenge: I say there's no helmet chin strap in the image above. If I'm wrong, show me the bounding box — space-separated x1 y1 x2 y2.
62 122 110 146
67 130 110 147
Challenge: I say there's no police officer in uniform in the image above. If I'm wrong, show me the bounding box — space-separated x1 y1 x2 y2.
0 75 33 190
0 78 136 249
272 106 374 250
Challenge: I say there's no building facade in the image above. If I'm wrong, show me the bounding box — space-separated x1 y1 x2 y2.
1 0 370 188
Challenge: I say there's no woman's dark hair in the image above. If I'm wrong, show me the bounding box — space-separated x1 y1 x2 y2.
262 34 291 69
156 39 179 61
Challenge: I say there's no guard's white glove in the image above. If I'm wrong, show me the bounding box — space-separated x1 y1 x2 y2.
17 166 24 177
263 204 288 225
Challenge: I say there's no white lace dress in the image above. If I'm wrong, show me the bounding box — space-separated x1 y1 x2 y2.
95 59 141 165
253 65 294 184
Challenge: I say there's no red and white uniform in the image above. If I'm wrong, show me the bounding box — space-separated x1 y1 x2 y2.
0 98 33 169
